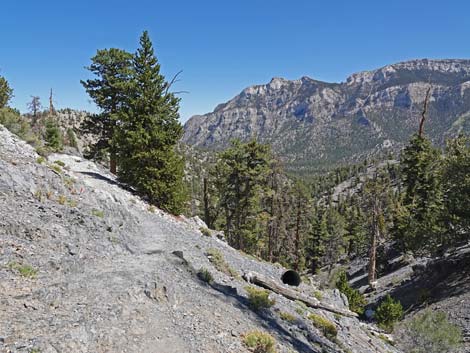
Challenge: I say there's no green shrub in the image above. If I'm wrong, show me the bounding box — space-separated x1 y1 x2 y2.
8 262 38 278
199 227 212 237
36 156 46 164
197 268 213 284
91 208 104 218
50 164 62 174
57 195 66 205
54 160 65 167
148 205 156 213
245 286 275 311
243 330 277 353
395 309 462 353
206 248 239 277
308 313 337 340
375 295 403 332
279 312 296 323
336 271 366 314
0 107 39 146
313 290 323 301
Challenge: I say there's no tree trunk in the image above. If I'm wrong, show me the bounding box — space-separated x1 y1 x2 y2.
110 153 117 174
294 198 301 270
368 204 379 289
243 271 358 318
203 178 211 228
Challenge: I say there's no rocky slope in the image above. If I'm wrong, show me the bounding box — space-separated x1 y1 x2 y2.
0 125 398 353
183 59 470 172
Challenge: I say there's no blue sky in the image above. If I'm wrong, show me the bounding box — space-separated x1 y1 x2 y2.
1 0 469 122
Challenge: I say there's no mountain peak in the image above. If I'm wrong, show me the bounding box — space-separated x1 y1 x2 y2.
183 58 470 171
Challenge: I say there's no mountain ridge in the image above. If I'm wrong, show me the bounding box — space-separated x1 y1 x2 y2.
183 58 470 172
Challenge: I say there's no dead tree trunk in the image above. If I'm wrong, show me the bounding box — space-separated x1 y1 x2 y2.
243 271 358 318
418 86 431 138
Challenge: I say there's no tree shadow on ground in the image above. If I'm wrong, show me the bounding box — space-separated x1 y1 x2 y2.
372 246 470 311
168 247 333 352
205 281 332 353
78 171 136 193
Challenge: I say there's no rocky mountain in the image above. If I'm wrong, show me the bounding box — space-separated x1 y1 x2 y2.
0 124 399 353
183 59 470 172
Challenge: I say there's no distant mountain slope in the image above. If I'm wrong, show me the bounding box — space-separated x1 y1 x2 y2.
183 59 470 172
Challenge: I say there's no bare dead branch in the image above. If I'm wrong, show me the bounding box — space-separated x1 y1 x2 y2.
418 86 432 138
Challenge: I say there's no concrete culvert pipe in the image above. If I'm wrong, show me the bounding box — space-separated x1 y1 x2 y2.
281 270 301 286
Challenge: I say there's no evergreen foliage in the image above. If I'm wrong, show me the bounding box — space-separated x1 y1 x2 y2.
82 31 186 214
81 48 133 165
45 117 63 151
442 135 470 241
214 139 272 253
112 31 186 214
0 76 13 108
394 134 445 254
375 294 403 332
335 271 366 314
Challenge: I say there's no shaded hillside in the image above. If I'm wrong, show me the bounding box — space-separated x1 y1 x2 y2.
184 59 470 172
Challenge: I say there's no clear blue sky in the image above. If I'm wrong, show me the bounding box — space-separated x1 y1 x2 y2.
1 0 469 122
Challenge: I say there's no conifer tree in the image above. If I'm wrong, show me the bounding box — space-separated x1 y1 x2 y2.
394 134 445 254
45 117 63 151
81 48 133 171
113 31 186 214
214 139 272 254
442 135 470 243
0 76 13 108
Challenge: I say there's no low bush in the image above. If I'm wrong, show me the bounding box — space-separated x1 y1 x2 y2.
197 268 213 284
243 330 277 353
308 313 337 340
206 248 239 277
279 312 296 323
245 286 275 311
0 107 40 147
199 227 212 237
91 208 104 218
375 295 403 332
395 309 462 353
8 262 38 278
36 156 46 164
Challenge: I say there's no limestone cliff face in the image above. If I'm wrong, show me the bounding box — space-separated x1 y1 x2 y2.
183 59 470 171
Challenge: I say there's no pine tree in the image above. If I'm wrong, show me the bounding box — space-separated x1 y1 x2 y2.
113 31 186 214
307 206 328 272
0 76 13 108
394 134 445 254
81 48 133 171
45 117 63 151
290 180 311 270
214 139 272 254
442 135 470 244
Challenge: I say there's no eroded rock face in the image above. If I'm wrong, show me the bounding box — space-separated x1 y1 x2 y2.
0 125 399 353
183 59 470 171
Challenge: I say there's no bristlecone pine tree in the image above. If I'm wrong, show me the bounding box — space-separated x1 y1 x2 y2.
112 31 186 215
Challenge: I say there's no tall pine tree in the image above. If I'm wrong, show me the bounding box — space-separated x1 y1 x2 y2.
394 134 445 254
113 31 186 214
